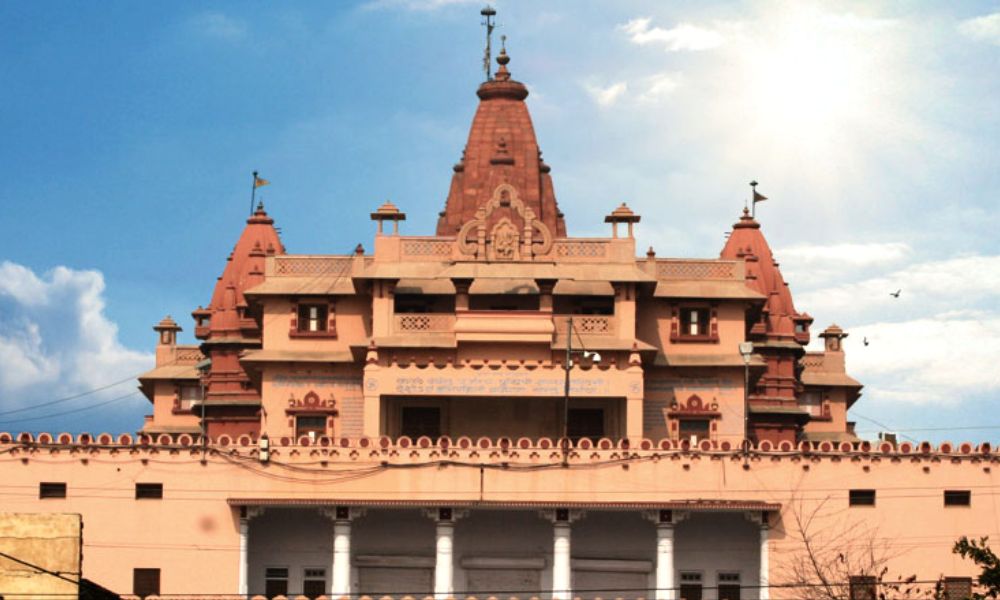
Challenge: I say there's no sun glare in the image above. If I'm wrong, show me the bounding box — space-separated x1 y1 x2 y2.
739 8 885 153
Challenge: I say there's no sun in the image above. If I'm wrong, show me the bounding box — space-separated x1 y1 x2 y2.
737 7 887 153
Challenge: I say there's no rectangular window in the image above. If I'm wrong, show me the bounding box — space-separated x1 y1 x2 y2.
680 572 703 600
265 567 289 598
469 294 540 311
303 568 327 599
394 294 455 314
849 576 877 600
39 482 66 499
298 304 328 332
567 408 605 442
944 490 971 507
680 308 710 336
849 489 876 506
800 391 824 417
554 296 615 316
943 576 973 600
296 415 327 440
718 572 741 600
135 483 163 499
678 419 711 443
178 384 203 411
401 406 442 439
133 568 160 598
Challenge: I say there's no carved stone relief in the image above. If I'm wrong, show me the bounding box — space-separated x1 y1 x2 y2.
457 183 553 261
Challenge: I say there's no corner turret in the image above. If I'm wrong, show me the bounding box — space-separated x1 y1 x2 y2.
722 208 813 443
194 203 285 438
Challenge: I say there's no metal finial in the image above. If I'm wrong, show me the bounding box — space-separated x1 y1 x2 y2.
750 180 758 189
481 5 497 81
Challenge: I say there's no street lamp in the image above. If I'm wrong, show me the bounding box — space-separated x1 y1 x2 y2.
739 341 754 453
562 316 601 465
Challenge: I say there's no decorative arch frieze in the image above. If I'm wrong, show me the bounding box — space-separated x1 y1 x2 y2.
457 183 553 261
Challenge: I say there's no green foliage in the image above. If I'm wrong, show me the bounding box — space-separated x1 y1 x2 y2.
954 536 1000 599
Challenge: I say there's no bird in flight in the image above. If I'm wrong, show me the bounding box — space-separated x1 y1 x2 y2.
863 337 870 346
890 289 901 298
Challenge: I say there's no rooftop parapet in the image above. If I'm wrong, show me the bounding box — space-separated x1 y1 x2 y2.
2 432 995 463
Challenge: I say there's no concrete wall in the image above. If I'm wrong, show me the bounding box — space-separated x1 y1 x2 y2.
0 512 81 600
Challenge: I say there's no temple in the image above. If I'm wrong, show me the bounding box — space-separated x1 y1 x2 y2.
0 42 987 600
139 47 859 449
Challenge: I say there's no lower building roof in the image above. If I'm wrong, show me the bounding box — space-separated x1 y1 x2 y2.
800 430 861 443
240 349 355 363
654 353 766 368
227 497 781 512
653 280 765 300
137 365 201 381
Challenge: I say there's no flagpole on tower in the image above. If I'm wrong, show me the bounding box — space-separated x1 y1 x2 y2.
481 5 497 82
250 171 270 215
251 171 258 216
750 180 767 218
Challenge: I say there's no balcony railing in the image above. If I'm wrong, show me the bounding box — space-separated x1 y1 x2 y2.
553 315 616 336
393 313 456 334
552 239 610 261
391 313 617 339
271 256 353 277
655 259 742 280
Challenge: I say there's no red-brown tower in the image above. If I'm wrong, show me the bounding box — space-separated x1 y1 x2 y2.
192 203 285 438
722 208 813 443
436 47 566 237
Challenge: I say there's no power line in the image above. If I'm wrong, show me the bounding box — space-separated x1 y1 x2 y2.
0 391 142 426
0 549 80 586
0 374 137 417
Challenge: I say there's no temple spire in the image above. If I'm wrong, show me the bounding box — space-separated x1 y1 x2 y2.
436 43 566 237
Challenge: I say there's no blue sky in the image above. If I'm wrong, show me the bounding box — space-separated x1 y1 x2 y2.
1 0 999 440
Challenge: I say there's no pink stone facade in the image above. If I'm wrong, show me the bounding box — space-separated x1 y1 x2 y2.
1 50 991 600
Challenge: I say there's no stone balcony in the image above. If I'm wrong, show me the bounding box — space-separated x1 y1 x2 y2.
454 310 555 343
391 312 617 345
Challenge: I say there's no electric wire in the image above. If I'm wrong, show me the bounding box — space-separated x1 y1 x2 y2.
0 391 142 426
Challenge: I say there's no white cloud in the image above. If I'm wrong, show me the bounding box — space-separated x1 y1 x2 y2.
586 81 628 108
0 321 58 390
620 17 724 51
637 72 680 103
0 261 50 306
777 242 912 289
0 262 152 423
795 254 1000 321
959 12 1000 45
779 242 912 267
821 13 898 33
190 12 247 41
842 312 1000 405
792 253 1000 406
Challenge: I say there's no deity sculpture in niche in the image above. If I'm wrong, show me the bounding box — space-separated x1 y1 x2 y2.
491 218 519 260
457 183 553 261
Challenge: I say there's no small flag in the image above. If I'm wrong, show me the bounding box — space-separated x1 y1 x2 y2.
753 190 768 203
254 176 270 188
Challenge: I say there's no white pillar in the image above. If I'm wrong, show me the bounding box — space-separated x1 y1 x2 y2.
553 521 572 600
656 523 675 600
238 516 249 596
435 521 455 599
332 520 352 597
759 524 770 600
